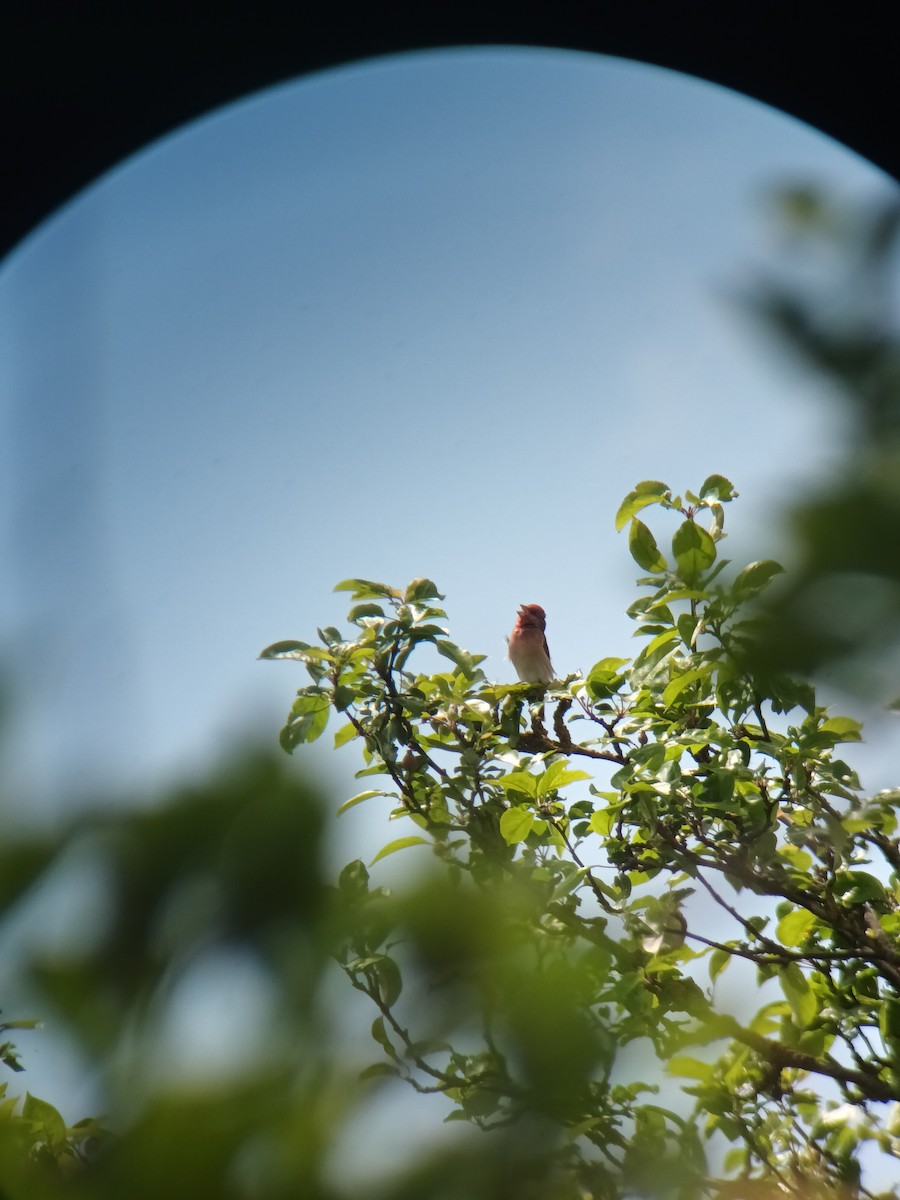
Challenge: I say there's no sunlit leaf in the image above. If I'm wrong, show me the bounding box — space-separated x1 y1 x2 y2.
776 908 816 947
586 657 629 699
497 771 541 800
22 1093 66 1144
666 1056 714 1082
280 693 330 750
336 789 392 816
369 836 429 865
614 481 671 531
636 627 680 660
780 963 817 1028
334 579 402 599
500 807 535 845
540 760 591 795
347 603 385 622
333 722 357 749
662 668 708 708
819 716 863 742
258 639 312 660
699 474 737 501
709 948 731 981
672 520 716 582
628 518 667 573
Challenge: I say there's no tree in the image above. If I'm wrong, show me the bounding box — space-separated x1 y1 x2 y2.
258 475 900 1199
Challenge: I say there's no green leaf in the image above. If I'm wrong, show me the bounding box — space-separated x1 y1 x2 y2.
589 809 615 836
408 624 449 645
629 742 666 773
776 908 816 947
23 1093 66 1144
333 722 358 749
652 588 708 607
708 502 726 541
628 518 667 573
779 963 817 1028
280 693 330 750
359 1062 400 1082
497 771 541 800
662 668 709 708
404 578 444 603
371 1016 398 1057
637 627 680 659
370 836 429 865
258 640 312 660
879 997 900 1047
777 844 812 872
732 559 785 599
435 641 483 678
666 1056 714 1082
697 770 735 811
339 859 370 898
368 956 403 1006
333 687 356 713
500 807 535 845
347 603 385 622
540 760 591 795
586 657 630 699
672 520 716 582
336 789 391 817
834 871 885 905
0 1019 40 1033
677 612 702 648
709 948 731 981
317 626 344 646
699 474 737 501
0 1044 24 1072
747 1003 786 1037
615 481 671 531
819 716 863 743
334 579 402 600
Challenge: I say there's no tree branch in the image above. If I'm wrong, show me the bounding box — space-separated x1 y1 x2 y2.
730 1023 898 1103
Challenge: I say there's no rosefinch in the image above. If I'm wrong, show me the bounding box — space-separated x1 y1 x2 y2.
507 603 554 684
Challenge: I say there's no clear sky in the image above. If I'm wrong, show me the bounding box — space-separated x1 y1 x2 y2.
1 45 898 1124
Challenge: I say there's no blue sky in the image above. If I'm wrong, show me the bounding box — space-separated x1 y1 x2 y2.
1 38 899 1139
3 46 896 820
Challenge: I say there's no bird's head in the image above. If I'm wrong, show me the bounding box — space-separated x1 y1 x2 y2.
517 604 546 629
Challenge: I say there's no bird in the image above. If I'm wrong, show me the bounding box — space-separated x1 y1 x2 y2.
507 603 554 684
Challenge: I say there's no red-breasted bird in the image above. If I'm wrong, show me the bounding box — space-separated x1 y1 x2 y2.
507 603 554 684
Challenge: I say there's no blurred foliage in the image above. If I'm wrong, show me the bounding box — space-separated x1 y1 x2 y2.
741 185 900 701
3 186 900 1199
0 755 347 1196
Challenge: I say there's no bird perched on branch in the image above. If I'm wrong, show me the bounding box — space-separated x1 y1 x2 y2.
507 603 554 684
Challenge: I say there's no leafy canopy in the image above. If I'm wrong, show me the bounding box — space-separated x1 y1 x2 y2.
256 474 900 1199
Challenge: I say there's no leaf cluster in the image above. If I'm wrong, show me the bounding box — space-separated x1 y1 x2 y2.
256 479 900 1199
